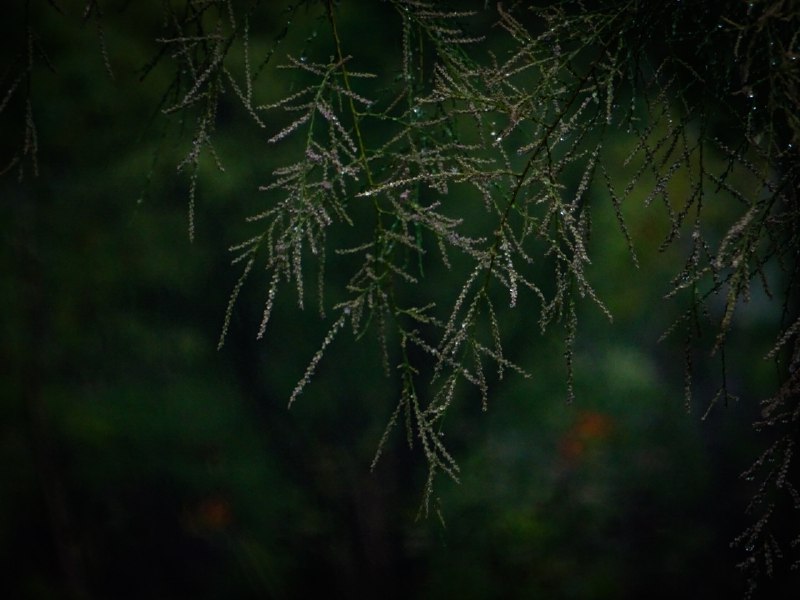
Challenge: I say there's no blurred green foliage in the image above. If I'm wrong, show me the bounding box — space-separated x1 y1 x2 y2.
1 2 795 599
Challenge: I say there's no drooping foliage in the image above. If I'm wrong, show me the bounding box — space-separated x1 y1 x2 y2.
3 0 799 595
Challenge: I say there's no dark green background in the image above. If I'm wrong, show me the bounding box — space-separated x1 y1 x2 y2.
0 2 789 598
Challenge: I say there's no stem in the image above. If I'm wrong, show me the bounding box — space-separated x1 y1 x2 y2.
326 0 374 188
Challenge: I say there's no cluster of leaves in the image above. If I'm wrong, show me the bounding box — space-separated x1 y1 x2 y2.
4 0 799 595
184 0 800 590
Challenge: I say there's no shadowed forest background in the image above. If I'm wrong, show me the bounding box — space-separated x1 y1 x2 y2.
2 1 798 599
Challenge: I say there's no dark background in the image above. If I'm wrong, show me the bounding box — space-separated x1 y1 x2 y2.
0 2 790 598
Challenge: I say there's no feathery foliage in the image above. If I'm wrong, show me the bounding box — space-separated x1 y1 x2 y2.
4 0 799 595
